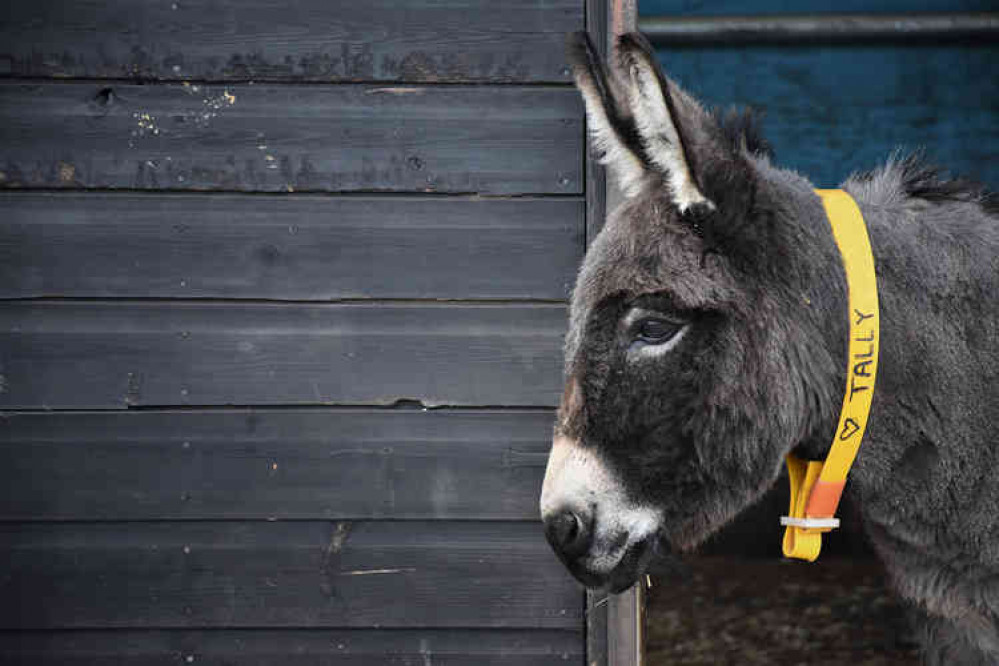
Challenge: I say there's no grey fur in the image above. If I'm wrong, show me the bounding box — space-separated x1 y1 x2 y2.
551 32 999 664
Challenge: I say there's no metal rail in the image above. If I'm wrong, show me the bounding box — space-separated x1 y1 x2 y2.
639 12 999 45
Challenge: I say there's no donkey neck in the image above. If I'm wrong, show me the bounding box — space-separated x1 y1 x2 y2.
838 170 999 554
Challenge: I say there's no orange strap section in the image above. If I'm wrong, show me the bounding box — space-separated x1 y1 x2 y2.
806 479 847 518
782 189 880 561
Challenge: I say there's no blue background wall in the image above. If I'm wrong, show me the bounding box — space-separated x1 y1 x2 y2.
641 1 999 189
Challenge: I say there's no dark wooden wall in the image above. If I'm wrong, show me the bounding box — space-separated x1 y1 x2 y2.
0 2 589 663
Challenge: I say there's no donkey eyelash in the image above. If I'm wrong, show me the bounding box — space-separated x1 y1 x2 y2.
634 318 684 344
622 304 686 328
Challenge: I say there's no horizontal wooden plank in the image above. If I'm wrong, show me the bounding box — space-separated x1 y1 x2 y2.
641 0 996 15
0 0 581 83
0 409 877 554
0 83 582 194
0 193 582 300
0 629 582 665
0 522 581 629
0 409 553 521
0 302 566 408
656 44 999 189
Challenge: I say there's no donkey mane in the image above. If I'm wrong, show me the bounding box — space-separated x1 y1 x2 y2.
713 107 772 159
848 152 999 216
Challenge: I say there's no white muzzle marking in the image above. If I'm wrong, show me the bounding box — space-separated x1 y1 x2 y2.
540 435 661 573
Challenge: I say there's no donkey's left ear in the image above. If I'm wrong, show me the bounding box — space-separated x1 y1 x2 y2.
614 33 719 213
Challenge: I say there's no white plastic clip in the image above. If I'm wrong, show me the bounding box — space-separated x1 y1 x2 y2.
779 516 840 530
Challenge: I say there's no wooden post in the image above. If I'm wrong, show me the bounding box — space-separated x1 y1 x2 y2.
583 1 644 665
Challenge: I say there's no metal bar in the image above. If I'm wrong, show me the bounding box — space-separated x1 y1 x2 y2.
639 12 999 46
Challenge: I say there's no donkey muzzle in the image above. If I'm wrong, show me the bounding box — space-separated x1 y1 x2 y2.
540 435 662 592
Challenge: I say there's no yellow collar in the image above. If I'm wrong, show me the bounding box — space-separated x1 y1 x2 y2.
781 189 880 562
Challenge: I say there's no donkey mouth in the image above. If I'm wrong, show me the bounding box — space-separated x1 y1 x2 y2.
565 534 659 594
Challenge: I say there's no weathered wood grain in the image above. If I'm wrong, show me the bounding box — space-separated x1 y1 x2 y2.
0 409 553 521
0 629 582 665
0 82 582 194
0 193 582 300
0 302 566 408
656 45 999 189
0 0 581 83
0 521 581 629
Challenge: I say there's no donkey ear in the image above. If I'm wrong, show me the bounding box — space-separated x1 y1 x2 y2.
566 32 647 198
614 33 715 213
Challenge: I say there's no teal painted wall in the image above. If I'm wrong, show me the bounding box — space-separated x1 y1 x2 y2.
641 2 999 188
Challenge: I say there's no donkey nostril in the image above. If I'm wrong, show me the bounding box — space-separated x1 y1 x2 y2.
544 509 593 561
554 512 579 543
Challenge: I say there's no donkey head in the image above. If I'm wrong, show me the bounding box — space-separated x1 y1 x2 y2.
540 32 850 592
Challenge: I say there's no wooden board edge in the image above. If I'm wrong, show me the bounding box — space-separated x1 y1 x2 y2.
584 2 644 666
585 0 645 666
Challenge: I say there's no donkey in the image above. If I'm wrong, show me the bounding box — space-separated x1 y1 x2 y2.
540 31 999 664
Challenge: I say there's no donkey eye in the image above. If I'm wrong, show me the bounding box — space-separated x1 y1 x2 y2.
635 318 682 345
